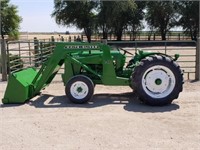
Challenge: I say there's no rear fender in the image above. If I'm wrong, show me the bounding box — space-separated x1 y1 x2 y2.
132 50 179 64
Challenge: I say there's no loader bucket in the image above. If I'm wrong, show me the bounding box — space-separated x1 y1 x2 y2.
2 68 38 104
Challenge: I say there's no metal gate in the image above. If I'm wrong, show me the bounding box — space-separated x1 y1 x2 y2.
4 39 55 73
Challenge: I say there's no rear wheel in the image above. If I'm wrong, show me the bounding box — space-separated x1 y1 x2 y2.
65 75 94 104
131 55 183 106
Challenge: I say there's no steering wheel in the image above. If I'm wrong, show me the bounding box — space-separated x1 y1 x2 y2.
118 48 133 55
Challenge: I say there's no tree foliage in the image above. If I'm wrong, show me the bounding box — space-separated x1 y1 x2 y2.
110 1 137 41
128 1 146 40
97 0 138 41
175 1 199 41
97 1 113 39
1 0 22 40
52 0 139 41
146 1 178 40
52 0 199 41
52 0 97 42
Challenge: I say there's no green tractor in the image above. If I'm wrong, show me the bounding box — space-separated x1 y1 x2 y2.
2 42 183 106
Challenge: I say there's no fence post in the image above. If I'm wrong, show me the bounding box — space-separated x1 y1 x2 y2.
51 36 55 42
1 39 7 81
101 39 107 45
178 33 180 40
81 35 83 41
68 36 71 42
34 37 39 67
195 38 200 80
61 36 64 41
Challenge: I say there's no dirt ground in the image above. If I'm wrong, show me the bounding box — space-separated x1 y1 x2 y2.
0 76 200 150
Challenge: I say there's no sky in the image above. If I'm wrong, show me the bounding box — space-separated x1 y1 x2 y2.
10 0 80 33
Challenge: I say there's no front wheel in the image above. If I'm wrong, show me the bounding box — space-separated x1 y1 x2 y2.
131 55 183 106
65 75 94 104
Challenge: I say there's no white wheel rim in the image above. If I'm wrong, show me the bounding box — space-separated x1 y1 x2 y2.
142 65 176 99
70 81 89 99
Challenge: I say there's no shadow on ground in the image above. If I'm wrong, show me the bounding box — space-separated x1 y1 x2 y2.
21 92 180 113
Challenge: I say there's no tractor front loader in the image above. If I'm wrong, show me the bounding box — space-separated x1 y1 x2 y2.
2 42 183 106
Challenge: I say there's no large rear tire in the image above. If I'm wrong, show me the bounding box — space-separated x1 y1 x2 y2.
131 55 183 106
65 75 94 104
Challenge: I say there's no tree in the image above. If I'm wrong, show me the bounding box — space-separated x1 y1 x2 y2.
146 1 178 40
1 0 22 40
128 1 146 40
97 1 136 41
111 1 137 41
97 1 113 39
52 0 97 42
176 1 199 41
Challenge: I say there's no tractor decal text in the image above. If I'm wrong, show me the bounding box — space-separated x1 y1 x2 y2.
64 45 99 49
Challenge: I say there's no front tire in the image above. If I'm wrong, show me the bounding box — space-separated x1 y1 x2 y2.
131 55 183 106
65 75 94 104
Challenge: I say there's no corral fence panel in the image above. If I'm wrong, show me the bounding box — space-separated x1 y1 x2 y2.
0 39 198 81
5 40 55 74
107 40 197 81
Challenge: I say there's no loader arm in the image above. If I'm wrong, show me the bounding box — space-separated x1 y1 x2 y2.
32 42 102 94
